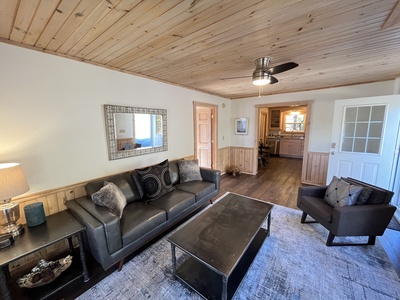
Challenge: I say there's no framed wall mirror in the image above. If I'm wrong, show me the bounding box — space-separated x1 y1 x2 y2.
104 104 168 160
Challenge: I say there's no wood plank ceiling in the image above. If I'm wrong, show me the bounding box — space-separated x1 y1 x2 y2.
1 0 400 99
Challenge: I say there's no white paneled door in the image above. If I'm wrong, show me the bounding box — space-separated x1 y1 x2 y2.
326 95 400 189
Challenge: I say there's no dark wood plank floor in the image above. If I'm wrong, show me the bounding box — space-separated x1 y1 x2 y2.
218 156 400 278
217 156 303 209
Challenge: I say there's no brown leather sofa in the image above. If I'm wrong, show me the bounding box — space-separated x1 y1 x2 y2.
67 159 220 270
297 177 396 246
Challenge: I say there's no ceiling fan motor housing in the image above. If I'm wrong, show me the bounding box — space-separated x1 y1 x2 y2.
252 57 271 85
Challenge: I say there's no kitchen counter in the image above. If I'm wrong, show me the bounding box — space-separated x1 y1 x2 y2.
279 138 304 158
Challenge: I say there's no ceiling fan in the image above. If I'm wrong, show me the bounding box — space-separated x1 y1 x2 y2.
222 57 298 86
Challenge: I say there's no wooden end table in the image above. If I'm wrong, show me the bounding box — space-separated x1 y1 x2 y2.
0 209 89 300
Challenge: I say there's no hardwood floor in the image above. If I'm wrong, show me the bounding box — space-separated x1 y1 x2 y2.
218 156 400 278
217 156 303 209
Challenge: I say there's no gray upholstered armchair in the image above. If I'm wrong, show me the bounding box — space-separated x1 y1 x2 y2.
297 177 396 246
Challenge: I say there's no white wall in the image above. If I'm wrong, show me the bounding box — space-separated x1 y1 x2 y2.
0 43 229 194
230 81 395 152
1 42 397 195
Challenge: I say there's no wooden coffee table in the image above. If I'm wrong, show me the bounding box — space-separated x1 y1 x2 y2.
167 192 273 300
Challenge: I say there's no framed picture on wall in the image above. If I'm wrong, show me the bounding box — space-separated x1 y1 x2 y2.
235 118 248 135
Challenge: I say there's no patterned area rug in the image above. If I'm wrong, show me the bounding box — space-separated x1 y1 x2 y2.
77 194 400 300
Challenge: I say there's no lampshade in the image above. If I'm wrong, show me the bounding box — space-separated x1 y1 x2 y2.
0 163 30 202
252 57 271 86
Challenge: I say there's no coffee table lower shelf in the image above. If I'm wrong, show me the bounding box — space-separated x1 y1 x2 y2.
174 227 268 300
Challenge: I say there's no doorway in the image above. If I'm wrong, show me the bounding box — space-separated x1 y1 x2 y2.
255 101 313 181
193 102 217 169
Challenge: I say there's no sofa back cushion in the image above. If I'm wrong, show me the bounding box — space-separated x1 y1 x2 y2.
168 160 180 185
85 172 141 204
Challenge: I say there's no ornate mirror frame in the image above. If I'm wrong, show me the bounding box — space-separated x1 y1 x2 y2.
104 104 168 160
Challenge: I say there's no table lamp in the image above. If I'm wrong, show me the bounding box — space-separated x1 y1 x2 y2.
0 163 30 236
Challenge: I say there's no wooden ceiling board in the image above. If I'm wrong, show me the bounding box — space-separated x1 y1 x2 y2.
1 0 400 99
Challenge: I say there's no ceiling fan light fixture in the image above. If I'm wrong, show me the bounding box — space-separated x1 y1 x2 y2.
252 74 271 86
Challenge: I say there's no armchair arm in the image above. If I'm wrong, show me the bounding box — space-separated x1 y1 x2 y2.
200 167 221 191
297 186 328 207
331 204 396 237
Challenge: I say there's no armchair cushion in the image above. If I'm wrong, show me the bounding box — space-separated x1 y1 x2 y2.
91 181 127 218
324 176 362 207
136 159 174 200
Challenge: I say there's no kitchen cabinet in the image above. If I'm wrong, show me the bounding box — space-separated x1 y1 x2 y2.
269 109 281 129
279 139 304 157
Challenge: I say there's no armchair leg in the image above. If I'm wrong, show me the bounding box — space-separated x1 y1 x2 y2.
301 212 307 223
326 232 335 246
326 233 377 246
368 236 376 245
300 212 318 224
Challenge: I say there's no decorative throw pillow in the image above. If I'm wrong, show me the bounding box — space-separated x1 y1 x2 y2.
324 176 363 207
136 159 174 199
178 159 203 183
91 181 127 218
341 178 373 205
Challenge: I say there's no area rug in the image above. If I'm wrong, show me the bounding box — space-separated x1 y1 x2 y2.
77 193 400 300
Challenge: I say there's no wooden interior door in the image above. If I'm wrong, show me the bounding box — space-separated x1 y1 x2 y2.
196 107 212 168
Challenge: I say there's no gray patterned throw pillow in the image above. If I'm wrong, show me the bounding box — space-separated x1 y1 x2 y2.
136 159 174 200
324 176 363 207
178 159 203 183
91 181 127 218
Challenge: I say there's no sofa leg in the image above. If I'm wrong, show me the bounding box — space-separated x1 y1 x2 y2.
301 212 307 223
118 258 125 272
209 199 213 204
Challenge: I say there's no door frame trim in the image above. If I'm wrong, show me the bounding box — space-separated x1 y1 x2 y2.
193 101 218 169
254 100 313 183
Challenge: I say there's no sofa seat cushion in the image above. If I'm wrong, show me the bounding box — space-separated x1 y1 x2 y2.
148 190 195 220
121 202 166 247
175 181 216 202
299 196 334 223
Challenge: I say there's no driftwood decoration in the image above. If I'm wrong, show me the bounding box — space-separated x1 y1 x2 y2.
17 255 72 288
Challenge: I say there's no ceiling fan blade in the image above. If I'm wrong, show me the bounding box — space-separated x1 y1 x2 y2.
269 76 278 84
220 75 251 80
268 62 298 75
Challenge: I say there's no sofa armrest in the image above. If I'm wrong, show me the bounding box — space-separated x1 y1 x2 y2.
297 186 327 207
67 201 114 269
331 204 396 236
200 167 221 191
72 197 123 254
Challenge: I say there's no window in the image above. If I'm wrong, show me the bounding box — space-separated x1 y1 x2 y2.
340 105 385 154
283 112 305 132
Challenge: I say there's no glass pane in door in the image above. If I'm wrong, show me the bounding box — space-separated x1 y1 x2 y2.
340 105 386 154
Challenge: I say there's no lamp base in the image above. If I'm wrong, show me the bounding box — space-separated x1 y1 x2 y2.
0 223 24 237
